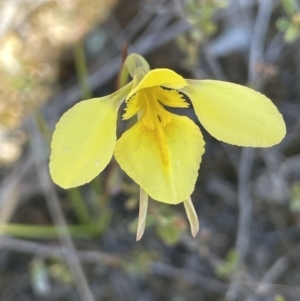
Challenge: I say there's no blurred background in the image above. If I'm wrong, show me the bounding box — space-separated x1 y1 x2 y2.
0 0 300 300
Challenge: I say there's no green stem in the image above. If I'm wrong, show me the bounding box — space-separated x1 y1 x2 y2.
73 42 102 224
33 107 52 146
0 223 98 239
68 188 94 225
74 42 92 99
119 63 130 88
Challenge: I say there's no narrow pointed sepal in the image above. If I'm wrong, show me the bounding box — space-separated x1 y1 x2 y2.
183 197 199 237
136 187 149 241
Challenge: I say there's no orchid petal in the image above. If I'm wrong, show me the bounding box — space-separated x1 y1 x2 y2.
50 82 133 188
127 69 187 100
114 114 205 204
182 80 286 147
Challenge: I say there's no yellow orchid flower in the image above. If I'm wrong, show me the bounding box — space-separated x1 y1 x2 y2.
49 53 286 240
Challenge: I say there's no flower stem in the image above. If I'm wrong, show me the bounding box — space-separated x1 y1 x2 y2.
73 41 103 225
68 188 94 225
0 223 98 239
74 42 92 99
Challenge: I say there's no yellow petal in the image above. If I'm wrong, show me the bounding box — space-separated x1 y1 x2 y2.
155 87 189 108
114 114 205 204
50 82 133 188
182 80 286 147
127 68 187 100
122 94 142 120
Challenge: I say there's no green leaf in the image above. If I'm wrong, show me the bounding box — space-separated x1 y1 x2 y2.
284 24 300 43
156 216 182 245
274 294 286 301
216 249 239 278
281 0 296 17
276 17 291 31
289 181 300 213
30 259 50 296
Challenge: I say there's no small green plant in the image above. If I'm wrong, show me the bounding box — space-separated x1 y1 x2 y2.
216 249 239 278
129 203 187 245
185 0 228 38
177 0 228 69
276 0 300 43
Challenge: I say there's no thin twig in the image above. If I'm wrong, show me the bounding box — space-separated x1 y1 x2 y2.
202 44 227 80
236 148 255 262
150 261 300 297
150 261 229 295
0 236 119 264
259 244 300 284
244 244 300 299
226 148 255 299
248 0 274 88
0 152 33 223
241 0 273 268
27 117 95 301
227 1 274 300
1 235 300 298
